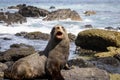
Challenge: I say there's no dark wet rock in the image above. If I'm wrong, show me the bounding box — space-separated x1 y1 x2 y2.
3 37 11 40
75 46 97 55
75 29 120 52
91 57 120 73
84 10 96 16
105 26 115 30
68 58 94 68
68 33 76 42
0 12 26 25
10 43 33 48
24 31 50 40
97 57 119 66
61 67 109 80
15 32 27 36
8 6 19 9
116 27 120 30
49 6 55 9
0 9 3 11
8 4 26 9
84 24 93 28
114 53 120 62
43 9 82 21
19 5 49 17
0 43 35 62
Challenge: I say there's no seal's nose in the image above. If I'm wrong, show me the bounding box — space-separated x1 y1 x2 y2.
56 26 60 29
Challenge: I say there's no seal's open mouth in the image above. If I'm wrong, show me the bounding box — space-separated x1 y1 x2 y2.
56 31 63 39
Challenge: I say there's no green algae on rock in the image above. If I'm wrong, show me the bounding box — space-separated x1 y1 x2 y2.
75 29 120 52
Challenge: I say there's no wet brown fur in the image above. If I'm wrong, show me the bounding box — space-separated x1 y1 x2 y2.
44 25 70 80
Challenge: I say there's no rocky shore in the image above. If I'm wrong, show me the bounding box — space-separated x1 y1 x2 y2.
0 4 82 25
0 28 120 80
0 4 120 80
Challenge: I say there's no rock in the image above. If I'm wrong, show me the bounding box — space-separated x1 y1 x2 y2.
19 5 49 17
24 31 50 40
95 57 120 66
75 46 97 55
84 24 93 28
3 37 11 40
91 57 120 73
4 57 109 80
0 62 8 72
8 6 19 9
105 26 115 30
110 74 120 80
61 67 109 80
0 9 3 11
68 58 94 68
49 6 55 9
4 61 14 68
0 12 26 25
68 33 76 42
5 53 47 80
116 27 120 30
84 10 96 16
114 53 120 62
43 9 82 21
15 32 27 36
95 47 120 57
15 31 50 40
0 43 35 62
8 4 26 9
75 29 120 52
0 72 4 79
0 62 8 79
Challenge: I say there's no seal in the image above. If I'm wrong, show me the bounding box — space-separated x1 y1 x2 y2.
44 25 70 80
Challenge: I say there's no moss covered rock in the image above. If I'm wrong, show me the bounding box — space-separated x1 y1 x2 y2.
75 29 120 51
95 47 120 57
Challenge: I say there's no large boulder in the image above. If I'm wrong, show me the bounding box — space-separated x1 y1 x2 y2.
0 43 35 62
61 67 109 80
0 12 26 25
43 9 82 21
18 5 49 17
75 29 120 51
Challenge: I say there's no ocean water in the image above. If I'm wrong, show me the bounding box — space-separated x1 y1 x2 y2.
0 0 120 34
0 0 120 59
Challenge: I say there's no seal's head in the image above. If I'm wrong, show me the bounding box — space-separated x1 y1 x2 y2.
50 25 67 40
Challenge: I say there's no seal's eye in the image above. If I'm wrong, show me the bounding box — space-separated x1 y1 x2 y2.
56 27 60 29
62 26 65 31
